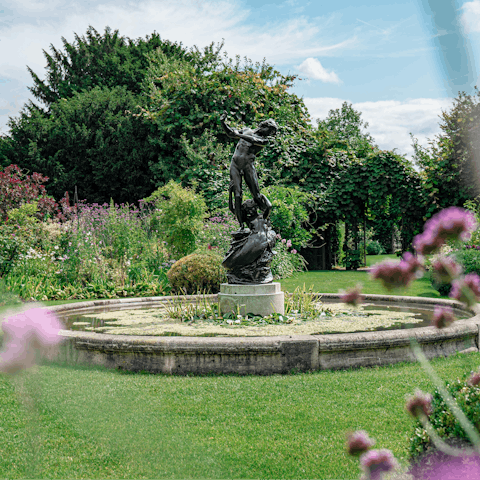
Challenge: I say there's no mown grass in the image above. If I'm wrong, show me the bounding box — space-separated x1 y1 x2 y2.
1 352 480 479
280 271 446 299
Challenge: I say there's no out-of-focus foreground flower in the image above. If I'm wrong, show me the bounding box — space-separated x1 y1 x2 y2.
431 256 462 283
369 252 423 291
406 390 433 418
0 308 64 374
413 207 477 256
359 449 398 480
340 284 364 307
431 306 456 329
347 430 375 456
449 273 480 307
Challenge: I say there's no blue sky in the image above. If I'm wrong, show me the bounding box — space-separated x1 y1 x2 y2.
1 0 480 160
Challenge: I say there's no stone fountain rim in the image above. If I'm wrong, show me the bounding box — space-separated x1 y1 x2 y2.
43 293 480 374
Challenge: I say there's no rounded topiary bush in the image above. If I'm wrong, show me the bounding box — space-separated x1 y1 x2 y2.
167 253 226 294
409 375 480 461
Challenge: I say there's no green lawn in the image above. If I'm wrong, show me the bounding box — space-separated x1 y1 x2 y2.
1 353 479 479
0 258 468 479
280 257 446 299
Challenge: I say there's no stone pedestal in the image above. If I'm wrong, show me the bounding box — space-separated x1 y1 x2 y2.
218 282 284 317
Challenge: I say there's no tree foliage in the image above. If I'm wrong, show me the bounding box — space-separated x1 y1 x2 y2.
141 42 311 190
26 26 185 108
4 86 155 204
412 88 480 218
316 101 376 157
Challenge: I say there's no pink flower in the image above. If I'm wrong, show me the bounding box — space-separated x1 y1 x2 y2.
346 430 375 456
468 370 480 386
340 284 364 307
406 389 433 418
431 306 455 329
370 253 423 291
286 240 292 248
282 238 286 244
449 273 480 307
414 207 477 255
291 249 297 254
0 308 64 374
360 449 398 480
432 256 462 283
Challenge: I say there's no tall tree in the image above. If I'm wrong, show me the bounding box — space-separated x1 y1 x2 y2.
26 26 187 109
412 88 480 218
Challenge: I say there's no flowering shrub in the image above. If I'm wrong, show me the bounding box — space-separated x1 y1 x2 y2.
0 164 71 222
196 210 238 255
271 234 307 279
143 180 207 258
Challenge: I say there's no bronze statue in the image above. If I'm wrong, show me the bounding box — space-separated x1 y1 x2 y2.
220 112 278 229
220 113 279 284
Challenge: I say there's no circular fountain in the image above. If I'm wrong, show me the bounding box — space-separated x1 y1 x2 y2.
45 293 480 375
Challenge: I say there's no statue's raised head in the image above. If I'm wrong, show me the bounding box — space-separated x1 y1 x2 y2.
256 118 278 136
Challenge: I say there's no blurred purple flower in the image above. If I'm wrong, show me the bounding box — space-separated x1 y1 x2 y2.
346 430 375 456
414 207 477 255
449 273 480 307
432 256 462 283
291 249 297 254
340 284 364 307
0 308 64 374
406 389 433 418
282 238 286 244
431 306 455 329
468 369 480 386
370 253 423 291
360 449 398 480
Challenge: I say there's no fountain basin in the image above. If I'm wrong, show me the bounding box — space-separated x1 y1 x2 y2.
45 294 480 375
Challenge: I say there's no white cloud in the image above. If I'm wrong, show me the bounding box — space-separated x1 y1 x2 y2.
304 97 454 161
297 57 341 84
461 0 480 34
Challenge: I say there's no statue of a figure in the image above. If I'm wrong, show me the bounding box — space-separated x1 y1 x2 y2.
222 199 277 284
220 113 279 284
220 111 278 229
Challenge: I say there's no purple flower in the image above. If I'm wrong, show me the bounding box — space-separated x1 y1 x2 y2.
291 249 297 254
406 389 433 418
414 207 477 255
282 238 286 244
468 370 480 386
346 430 375 456
431 306 455 329
360 449 398 480
449 273 480 307
340 284 364 307
432 256 462 283
370 253 423 291
0 308 64 374
286 239 292 248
